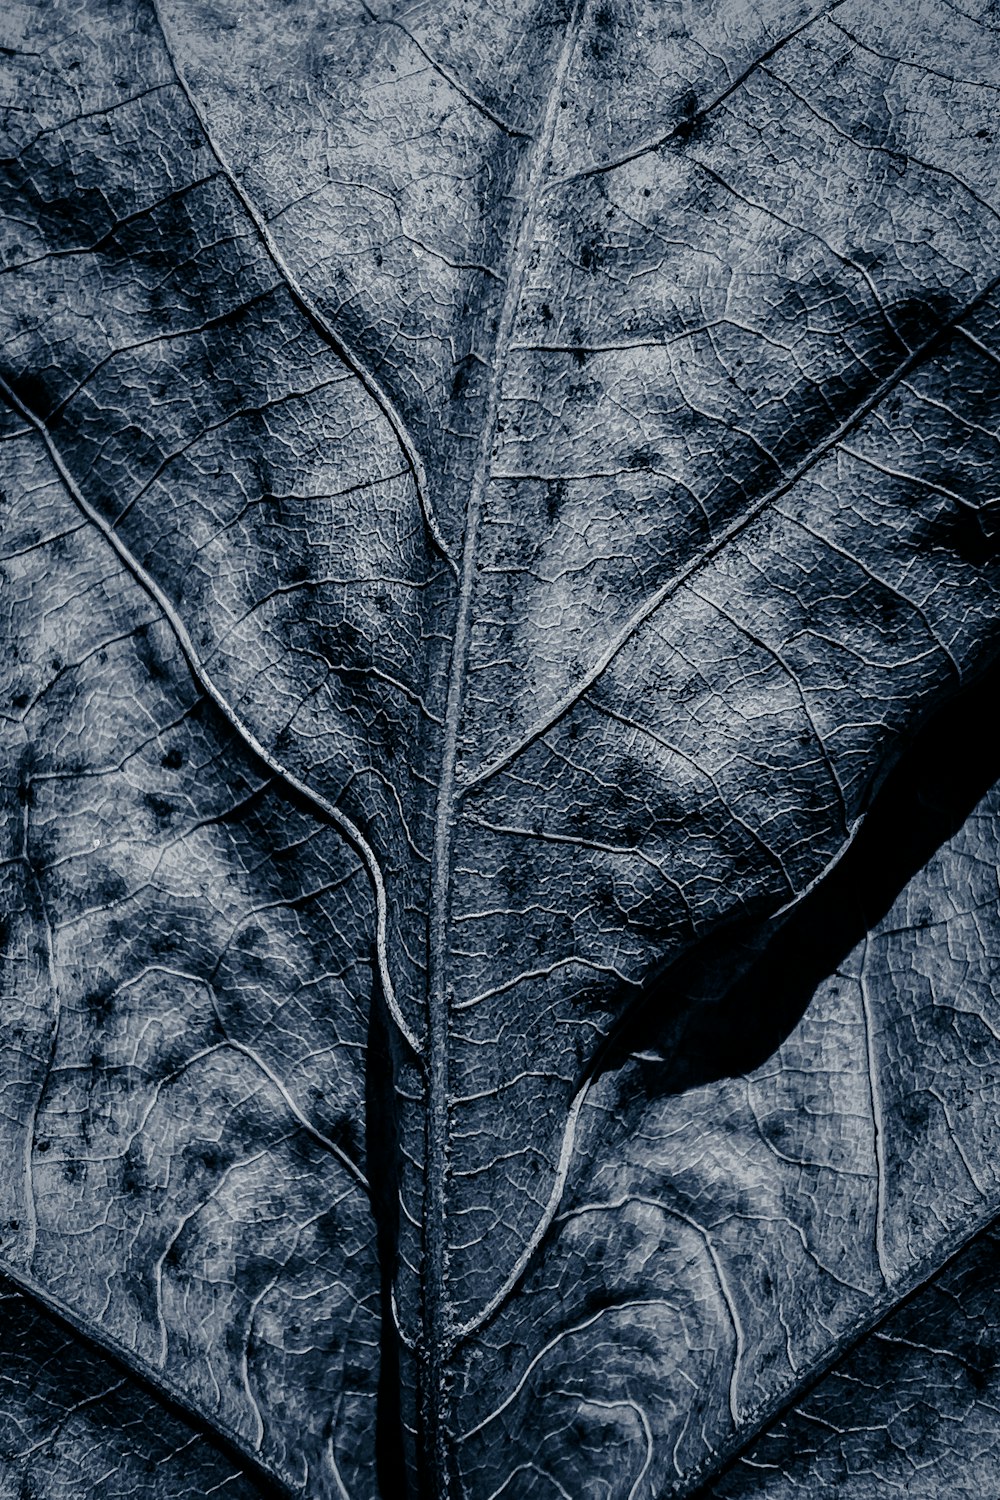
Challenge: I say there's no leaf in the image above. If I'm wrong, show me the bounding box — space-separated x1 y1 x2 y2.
0 1273 265 1498
3 0 1000 1494
0 408 380 1492
708 1222 1000 1499
453 665 1000 1495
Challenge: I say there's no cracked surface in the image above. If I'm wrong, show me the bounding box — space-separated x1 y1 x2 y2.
4 0 1000 1493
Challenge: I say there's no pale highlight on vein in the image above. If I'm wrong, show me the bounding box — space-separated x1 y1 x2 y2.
449 1072 594 1348
458 1295 684 1441
150 0 459 580
0 375 421 1058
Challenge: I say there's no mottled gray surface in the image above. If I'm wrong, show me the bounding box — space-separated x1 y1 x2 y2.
0 1277 263 1499
711 1226 1000 1499
3 0 1000 1494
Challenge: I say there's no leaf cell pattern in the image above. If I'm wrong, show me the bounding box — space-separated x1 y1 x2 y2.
3 0 1000 1495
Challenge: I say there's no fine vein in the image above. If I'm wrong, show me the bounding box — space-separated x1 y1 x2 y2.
460 270 1000 797
421 2 588 1484
0 373 421 1060
150 0 459 579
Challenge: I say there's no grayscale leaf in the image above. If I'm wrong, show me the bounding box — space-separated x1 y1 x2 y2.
3 0 1000 1494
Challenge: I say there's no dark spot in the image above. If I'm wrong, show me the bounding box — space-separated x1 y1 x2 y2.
331 617 361 653
148 925 182 962
545 478 567 522
145 793 174 828
540 302 553 324
875 590 905 626
344 1361 376 1392
132 624 171 683
315 1205 345 1253
327 1112 362 1161
672 90 704 144
948 498 1000 567
902 1091 931 1131
17 767 34 807
93 869 129 907
588 3 617 59
85 985 115 1027
961 1338 1000 1391
6 371 55 421
890 287 956 350
161 746 184 770
450 355 477 401
579 240 600 271
154 1040 191 1079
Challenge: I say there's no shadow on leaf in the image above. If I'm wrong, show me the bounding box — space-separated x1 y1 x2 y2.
598 645 1000 1108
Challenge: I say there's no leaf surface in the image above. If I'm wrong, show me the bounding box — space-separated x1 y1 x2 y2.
454 675 1000 1495
709 1222 1000 1499
3 0 1000 1493
0 1274 265 1499
0 408 380 1491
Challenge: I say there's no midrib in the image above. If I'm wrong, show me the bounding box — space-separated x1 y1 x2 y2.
420 2 588 1488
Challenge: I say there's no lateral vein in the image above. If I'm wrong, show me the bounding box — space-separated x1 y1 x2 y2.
0 374 421 1060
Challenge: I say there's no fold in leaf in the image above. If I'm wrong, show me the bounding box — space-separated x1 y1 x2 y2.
455 682 1000 1496
153 0 1000 1360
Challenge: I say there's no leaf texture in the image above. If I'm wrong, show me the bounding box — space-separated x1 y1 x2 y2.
709 1224 1000 1499
454 681 1000 1496
0 1274 264 1499
0 403 380 1491
3 0 1000 1493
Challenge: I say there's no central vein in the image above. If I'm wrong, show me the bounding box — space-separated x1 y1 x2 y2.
420 2 588 1488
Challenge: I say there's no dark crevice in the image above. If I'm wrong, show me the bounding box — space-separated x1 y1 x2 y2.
444 610 1000 1354
367 962 411 1499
